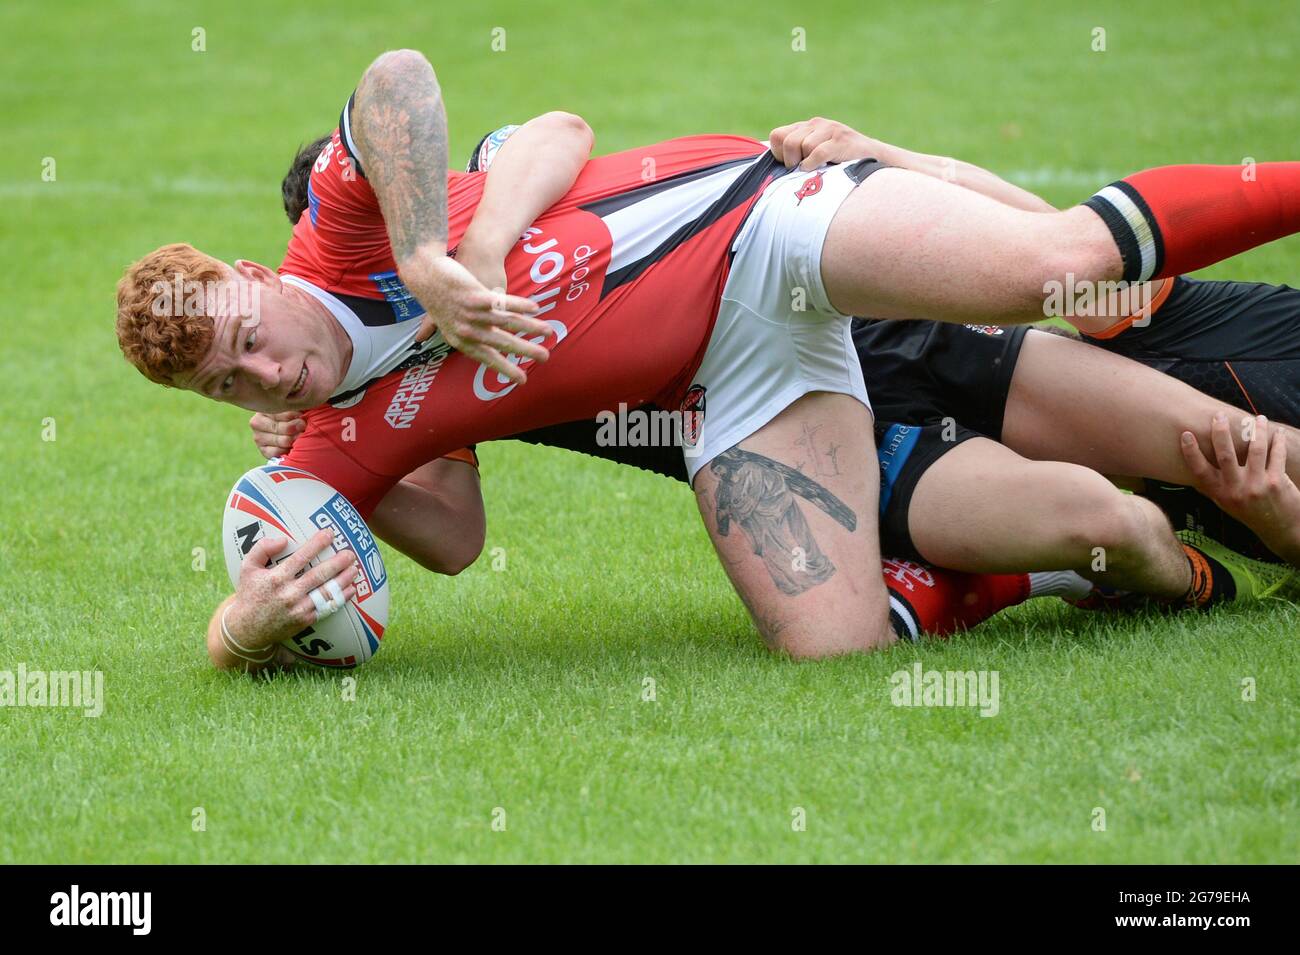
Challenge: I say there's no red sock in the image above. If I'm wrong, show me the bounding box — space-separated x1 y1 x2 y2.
883 558 1031 641
1084 162 1300 281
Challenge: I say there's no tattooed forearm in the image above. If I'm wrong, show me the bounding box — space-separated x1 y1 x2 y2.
709 445 857 596
352 49 449 263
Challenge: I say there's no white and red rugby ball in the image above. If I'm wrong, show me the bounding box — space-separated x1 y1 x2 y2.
221 465 389 668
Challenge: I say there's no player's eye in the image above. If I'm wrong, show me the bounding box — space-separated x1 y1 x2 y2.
245 329 257 351
221 373 235 392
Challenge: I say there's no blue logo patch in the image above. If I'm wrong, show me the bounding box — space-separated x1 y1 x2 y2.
368 271 426 322
876 424 920 516
309 493 387 592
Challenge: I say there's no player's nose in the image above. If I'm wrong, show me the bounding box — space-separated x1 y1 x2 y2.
243 354 281 390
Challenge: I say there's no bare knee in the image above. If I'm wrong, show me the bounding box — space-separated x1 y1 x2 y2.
764 615 895 659
1056 472 1164 569
1021 209 1123 319
1026 465 1126 553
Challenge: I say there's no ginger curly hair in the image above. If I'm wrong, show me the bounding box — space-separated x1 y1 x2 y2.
115 243 227 385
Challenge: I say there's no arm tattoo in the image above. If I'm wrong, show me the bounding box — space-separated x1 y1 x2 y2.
352 51 449 261
710 446 857 597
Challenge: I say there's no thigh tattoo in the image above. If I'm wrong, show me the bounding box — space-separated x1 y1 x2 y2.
709 446 858 596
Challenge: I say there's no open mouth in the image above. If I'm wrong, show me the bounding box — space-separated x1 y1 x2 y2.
286 362 308 401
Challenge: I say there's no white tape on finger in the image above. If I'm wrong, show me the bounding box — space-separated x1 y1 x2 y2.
308 587 335 619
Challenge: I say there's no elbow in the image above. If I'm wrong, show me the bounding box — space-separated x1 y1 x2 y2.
442 520 486 576
359 50 438 109
365 48 433 80
414 519 484 577
422 542 482 577
541 111 594 152
439 552 478 577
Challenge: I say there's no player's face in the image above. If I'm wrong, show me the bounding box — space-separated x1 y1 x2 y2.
176 262 350 413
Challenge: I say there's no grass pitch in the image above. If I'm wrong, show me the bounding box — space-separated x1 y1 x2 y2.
1 0 1297 863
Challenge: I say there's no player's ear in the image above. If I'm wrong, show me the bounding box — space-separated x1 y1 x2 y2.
233 259 282 290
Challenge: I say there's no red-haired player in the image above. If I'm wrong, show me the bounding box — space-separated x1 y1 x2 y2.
116 50 1300 666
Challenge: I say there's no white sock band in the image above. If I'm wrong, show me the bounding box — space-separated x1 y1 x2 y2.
1027 570 1094 600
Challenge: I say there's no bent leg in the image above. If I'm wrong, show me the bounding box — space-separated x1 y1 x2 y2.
1002 329 1300 488
694 392 893 658
907 437 1190 599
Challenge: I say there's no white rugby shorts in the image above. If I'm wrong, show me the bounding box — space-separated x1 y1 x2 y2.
682 159 885 483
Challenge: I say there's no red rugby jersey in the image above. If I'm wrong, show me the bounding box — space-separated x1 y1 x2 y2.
279 98 782 518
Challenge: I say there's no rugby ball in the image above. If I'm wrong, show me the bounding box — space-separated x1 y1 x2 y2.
221 465 389 668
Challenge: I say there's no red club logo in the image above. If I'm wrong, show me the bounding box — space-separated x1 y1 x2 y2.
680 385 707 447
882 558 936 592
795 171 824 205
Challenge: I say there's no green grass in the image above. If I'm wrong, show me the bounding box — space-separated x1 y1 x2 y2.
2 0 1298 863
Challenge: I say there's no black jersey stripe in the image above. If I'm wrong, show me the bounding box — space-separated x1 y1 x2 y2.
329 340 449 407
331 291 413 327
338 92 367 180
580 153 763 220
590 151 786 297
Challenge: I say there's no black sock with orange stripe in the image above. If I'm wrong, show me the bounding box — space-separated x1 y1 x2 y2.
1180 543 1237 609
